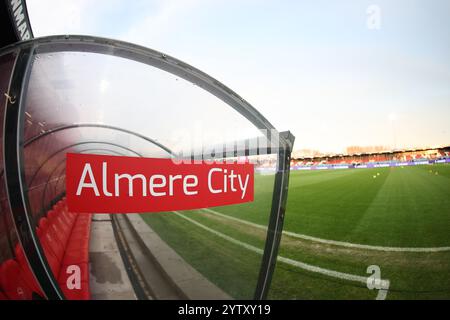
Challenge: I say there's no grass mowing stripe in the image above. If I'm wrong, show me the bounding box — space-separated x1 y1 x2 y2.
216 165 450 248
195 208 450 295
285 168 391 243
203 208 450 252
349 166 450 247
173 211 390 293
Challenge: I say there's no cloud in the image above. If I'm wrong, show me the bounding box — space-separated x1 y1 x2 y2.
26 0 87 35
24 0 450 153
118 0 202 47
26 0 122 36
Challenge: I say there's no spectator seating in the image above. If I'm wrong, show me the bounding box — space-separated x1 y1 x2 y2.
0 197 92 300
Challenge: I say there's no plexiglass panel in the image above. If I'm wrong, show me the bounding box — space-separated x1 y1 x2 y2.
1 52 46 300
16 44 282 300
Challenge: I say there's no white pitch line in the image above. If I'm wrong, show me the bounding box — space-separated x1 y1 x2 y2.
173 211 389 292
202 208 450 253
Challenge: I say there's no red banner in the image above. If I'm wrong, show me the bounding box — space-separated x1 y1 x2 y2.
66 153 254 213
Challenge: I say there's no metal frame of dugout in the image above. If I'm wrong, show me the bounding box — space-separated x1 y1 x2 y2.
0 35 295 300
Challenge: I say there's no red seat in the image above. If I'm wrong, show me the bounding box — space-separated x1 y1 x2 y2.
52 203 61 213
48 213 71 242
72 219 91 231
0 259 34 300
14 245 44 296
7 197 92 300
38 217 49 232
0 291 8 300
58 211 92 300
65 234 90 262
59 201 68 212
62 211 77 226
57 213 73 231
38 219 65 264
70 215 92 242
70 225 91 241
48 218 70 248
59 214 75 230
62 242 89 265
36 229 62 277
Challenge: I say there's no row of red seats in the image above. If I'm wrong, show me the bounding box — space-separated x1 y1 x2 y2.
0 197 92 300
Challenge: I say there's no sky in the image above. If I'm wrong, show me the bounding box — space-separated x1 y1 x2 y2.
25 0 450 154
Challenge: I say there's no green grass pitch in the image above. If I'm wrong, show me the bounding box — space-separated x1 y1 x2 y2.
142 164 450 299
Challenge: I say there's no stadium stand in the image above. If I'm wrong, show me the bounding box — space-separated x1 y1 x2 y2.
0 197 91 300
291 147 450 169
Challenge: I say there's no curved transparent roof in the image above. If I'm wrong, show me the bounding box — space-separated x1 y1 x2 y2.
0 36 290 300
25 50 265 156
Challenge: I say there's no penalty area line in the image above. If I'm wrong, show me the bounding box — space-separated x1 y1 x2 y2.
173 211 389 298
202 208 450 253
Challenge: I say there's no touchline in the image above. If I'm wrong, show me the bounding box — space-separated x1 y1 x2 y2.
76 162 251 199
